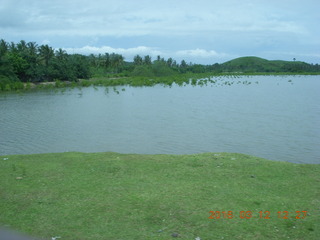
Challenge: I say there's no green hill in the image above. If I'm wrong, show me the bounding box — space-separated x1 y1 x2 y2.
221 56 313 73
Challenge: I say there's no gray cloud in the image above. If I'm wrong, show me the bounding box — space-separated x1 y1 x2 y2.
1 0 319 63
0 1 28 28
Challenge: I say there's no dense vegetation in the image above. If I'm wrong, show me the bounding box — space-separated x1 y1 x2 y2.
0 40 91 88
221 56 320 73
1 39 320 91
1 152 319 239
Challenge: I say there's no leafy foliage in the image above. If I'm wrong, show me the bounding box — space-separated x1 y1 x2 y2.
0 39 92 84
1 39 320 91
131 65 155 77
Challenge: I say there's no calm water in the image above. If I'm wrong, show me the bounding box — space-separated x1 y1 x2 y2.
0 75 319 164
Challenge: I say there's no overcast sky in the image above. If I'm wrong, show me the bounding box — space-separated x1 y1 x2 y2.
1 0 319 64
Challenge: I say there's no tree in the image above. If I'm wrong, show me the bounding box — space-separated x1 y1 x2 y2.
109 53 124 73
36 45 54 81
152 61 175 77
27 42 38 56
51 48 74 81
39 44 54 67
143 55 152 65
133 55 143 65
55 48 67 61
180 60 188 73
0 39 8 57
172 60 177 68
8 42 17 54
0 39 17 82
131 65 154 77
23 42 39 81
16 40 27 53
104 53 110 69
167 57 173 67
7 52 28 80
69 54 91 79
88 54 97 68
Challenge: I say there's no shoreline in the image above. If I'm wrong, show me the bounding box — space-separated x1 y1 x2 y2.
1 151 319 165
1 73 320 92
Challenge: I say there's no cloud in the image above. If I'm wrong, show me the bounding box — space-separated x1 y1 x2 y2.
176 49 227 58
0 0 319 64
64 45 235 64
0 1 28 28
174 48 235 64
63 45 163 61
63 45 234 63
1 0 312 37
262 51 320 62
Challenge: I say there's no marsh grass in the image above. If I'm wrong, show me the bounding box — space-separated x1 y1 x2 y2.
0 152 319 239
1 72 318 93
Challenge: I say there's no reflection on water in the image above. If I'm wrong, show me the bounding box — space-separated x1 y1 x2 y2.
0 75 319 164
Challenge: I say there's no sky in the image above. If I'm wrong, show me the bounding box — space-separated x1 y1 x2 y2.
1 0 319 64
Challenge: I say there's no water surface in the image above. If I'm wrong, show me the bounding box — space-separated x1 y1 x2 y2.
0 75 319 163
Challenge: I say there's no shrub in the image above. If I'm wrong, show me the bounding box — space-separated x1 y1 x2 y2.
131 65 155 77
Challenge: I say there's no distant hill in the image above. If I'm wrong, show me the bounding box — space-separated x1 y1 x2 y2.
220 56 317 73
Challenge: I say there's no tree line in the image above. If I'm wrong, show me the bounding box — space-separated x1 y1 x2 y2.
0 39 218 86
1 39 320 88
0 39 91 83
88 52 215 77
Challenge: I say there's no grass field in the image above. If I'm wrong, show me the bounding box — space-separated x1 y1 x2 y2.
0 152 319 239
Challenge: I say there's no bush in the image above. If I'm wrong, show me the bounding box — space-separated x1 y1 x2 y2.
131 65 155 77
0 75 23 91
152 62 176 77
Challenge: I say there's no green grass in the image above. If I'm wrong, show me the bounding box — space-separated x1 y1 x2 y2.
0 152 319 239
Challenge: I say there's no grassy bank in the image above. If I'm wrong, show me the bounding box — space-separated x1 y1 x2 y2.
0 152 319 239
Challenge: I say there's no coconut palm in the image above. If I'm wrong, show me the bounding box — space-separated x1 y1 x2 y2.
143 55 152 65
0 39 8 57
26 42 38 57
134 54 143 65
39 44 54 67
55 48 67 61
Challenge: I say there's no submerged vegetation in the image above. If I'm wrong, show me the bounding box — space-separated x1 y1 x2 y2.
1 39 320 91
0 152 319 240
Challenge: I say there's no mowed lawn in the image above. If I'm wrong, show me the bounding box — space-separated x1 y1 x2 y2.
0 152 319 240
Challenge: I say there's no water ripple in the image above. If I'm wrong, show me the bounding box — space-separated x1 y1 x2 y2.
1 76 319 163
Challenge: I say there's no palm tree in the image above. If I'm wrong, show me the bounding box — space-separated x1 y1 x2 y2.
143 55 152 65
104 53 110 69
110 53 124 72
55 48 67 61
117 54 125 71
16 40 27 52
9 42 17 54
134 54 143 65
0 39 8 57
26 42 38 57
167 57 173 67
39 45 54 67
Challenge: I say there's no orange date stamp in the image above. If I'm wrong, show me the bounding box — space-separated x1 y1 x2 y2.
209 211 308 219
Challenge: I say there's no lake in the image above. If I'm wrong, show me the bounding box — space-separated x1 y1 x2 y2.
0 75 319 164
